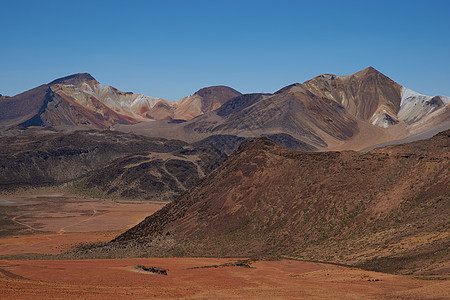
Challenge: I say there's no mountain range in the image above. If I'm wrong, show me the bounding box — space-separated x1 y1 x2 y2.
1 67 449 152
116 67 450 151
1 67 449 275
0 73 240 129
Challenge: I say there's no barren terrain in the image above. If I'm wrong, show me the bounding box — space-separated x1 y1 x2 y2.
101 131 449 276
0 191 166 256
0 191 448 299
1 257 449 299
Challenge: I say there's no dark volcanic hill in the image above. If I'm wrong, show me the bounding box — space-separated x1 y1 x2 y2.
48 73 96 86
0 84 53 128
97 130 450 275
0 128 226 200
74 142 225 201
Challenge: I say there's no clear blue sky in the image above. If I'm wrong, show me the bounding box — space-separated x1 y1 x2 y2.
1 0 449 100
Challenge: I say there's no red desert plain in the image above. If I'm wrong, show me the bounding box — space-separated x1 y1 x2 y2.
0 191 448 299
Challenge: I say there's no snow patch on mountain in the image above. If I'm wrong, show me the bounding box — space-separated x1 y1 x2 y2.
398 87 447 125
440 95 450 105
370 111 398 128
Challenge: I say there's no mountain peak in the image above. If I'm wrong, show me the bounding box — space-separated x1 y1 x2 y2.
194 85 241 98
189 85 242 114
364 66 377 72
49 73 97 86
356 66 383 76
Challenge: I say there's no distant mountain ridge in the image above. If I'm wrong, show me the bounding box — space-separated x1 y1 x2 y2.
304 67 449 128
1 68 448 152
116 67 448 151
0 73 241 129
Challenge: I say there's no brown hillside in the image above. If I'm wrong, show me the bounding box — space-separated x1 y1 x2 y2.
180 87 358 149
103 130 450 274
0 74 135 129
48 73 97 86
304 67 402 122
193 86 242 113
0 85 51 128
174 86 242 120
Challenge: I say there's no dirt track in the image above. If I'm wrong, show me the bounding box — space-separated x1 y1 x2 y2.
0 192 166 256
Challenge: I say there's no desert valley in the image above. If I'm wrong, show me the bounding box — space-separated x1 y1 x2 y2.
0 67 449 299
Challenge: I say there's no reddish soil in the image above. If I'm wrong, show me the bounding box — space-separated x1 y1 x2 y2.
0 193 166 256
0 192 448 299
0 258 448 299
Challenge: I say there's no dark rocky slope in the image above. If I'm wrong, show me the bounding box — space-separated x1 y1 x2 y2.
0 128 226 200
98 130 449 275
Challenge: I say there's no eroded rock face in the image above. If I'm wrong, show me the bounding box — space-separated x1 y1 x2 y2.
76 144 226 201
182 85 359 149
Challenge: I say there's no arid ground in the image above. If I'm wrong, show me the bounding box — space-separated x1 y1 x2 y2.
1 257 449 299
0 191 166 256
0 192 448 299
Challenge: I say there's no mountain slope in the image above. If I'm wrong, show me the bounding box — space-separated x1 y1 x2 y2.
134 89 360 150
304 67 402 127
115 67 449 152
0 128 226 200
0 74 136 129
2 68 448 152
398 87 450 124
0 85 53 128
304 67 449 129
0 74 241 129
74 143 225 200
104 130 449 274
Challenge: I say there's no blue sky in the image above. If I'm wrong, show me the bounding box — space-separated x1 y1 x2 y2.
1 0 449 100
